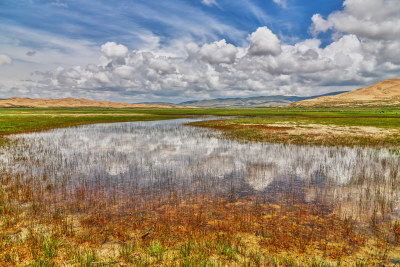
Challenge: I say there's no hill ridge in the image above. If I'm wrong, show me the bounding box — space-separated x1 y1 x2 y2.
290 79 400 107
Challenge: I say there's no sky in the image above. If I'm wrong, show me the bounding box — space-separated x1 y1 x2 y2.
0 0 399 103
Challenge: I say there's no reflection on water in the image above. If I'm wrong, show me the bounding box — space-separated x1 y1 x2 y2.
1 118 400 221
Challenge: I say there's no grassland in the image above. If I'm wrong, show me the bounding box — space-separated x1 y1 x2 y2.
183 107 400 147
1 107 400 266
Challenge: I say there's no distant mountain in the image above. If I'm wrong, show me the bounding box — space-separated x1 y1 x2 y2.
136 101 176 105
177 91 347 108
290 79 400 107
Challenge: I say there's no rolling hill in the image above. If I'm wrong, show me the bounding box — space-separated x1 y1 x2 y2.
0 97 187 108
290 79 400 107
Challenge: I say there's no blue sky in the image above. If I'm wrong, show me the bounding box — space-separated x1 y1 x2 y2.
0 0 399 102
1 0 342 47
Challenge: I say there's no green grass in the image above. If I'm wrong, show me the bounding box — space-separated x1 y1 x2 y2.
0 114 180 136
4 106 400 116
132 106 400 118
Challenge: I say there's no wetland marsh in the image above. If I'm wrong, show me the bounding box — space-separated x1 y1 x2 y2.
1 115 400 265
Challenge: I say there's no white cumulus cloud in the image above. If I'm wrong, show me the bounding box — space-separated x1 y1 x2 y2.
198 39 238 64
101 42 129 59
311 0 400 40
248 26 282 56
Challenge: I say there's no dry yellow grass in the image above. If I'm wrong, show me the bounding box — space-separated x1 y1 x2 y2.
244 122 400 138
291 78 400 107
190 119 400 147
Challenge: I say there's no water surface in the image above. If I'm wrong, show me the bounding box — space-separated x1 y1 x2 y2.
1 118 399 221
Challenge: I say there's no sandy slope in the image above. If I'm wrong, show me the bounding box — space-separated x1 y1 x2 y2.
290 78 400 107
0 97 189 108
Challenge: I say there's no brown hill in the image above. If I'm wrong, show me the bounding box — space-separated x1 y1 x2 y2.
290 79 400 107
0 97 189 108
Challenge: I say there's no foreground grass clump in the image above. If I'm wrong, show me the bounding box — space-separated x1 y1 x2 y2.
3 190 397 266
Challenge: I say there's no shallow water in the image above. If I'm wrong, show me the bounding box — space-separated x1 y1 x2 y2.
1 118 400 221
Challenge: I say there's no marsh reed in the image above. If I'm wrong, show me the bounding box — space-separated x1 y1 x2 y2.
1 118 400 265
